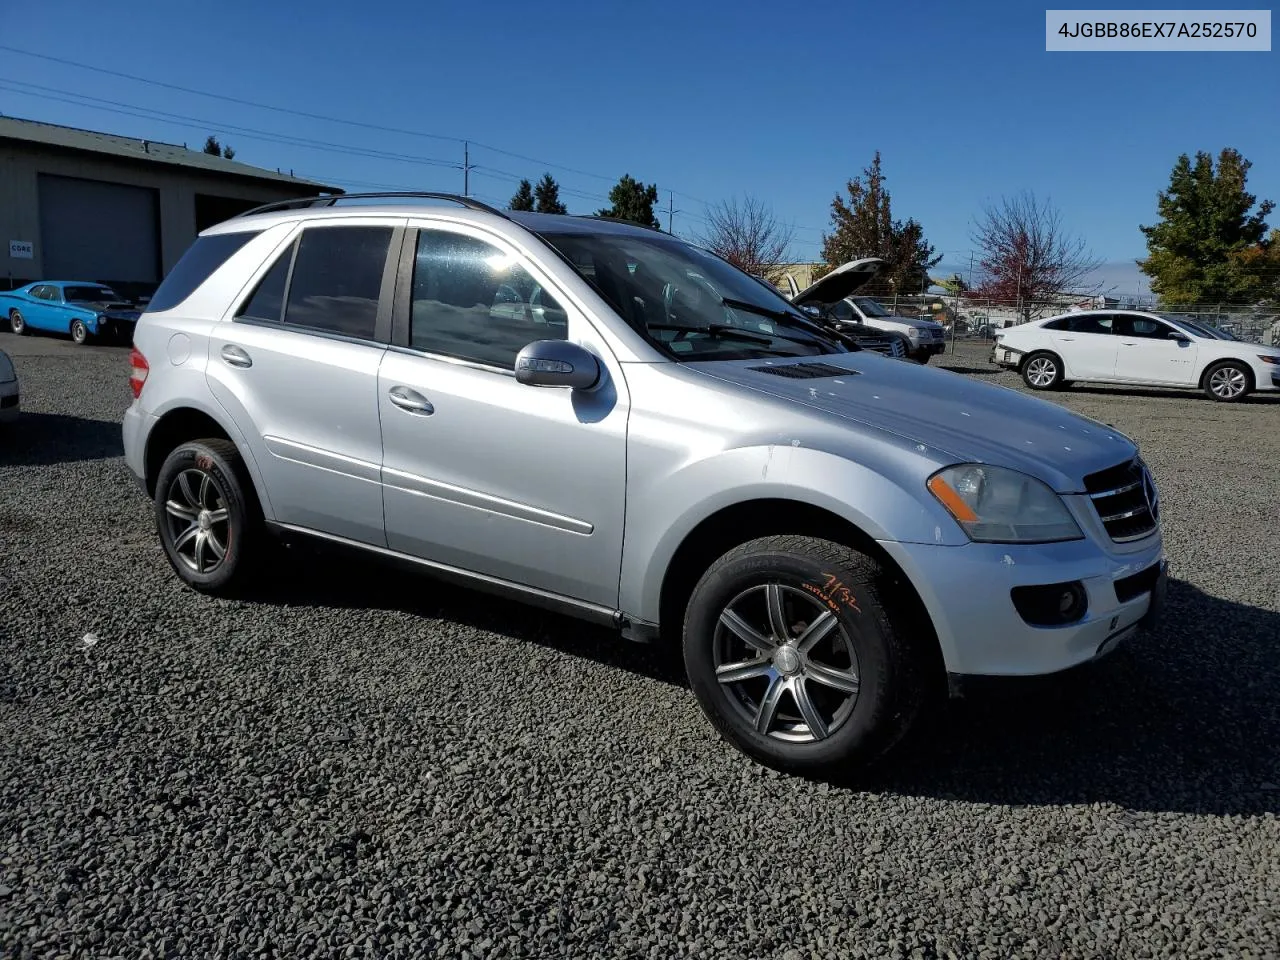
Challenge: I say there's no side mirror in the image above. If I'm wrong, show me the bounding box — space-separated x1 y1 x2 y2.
1170 332 1191 343
515 340 601 390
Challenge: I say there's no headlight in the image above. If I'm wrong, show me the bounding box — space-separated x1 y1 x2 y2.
906 328 921 339
928 464 1084 543
1258 355 1280 365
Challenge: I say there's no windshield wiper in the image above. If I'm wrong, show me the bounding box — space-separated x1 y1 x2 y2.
718 298 857 350
647 322 775 345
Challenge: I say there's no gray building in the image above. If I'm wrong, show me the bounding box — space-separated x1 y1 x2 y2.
1 116 342 296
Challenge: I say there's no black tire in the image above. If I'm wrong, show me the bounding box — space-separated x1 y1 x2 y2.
9 310 26 335
69 318 90 345
1021 351 1064 390
1202 360 1252 402
683 535 932 773
915 351 931 365
153 438 264 595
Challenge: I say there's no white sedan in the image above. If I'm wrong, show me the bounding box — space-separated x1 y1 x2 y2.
0 348 18 423
991 310 1280 402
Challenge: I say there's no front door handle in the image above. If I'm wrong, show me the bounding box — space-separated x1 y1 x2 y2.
388 385 434 415
220 344 253 368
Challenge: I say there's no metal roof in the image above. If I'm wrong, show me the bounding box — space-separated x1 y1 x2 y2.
0 115 344 193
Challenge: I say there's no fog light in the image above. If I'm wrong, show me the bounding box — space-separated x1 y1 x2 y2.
1011 581 1088 627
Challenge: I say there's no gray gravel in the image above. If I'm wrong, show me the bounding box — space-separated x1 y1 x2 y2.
2 333 1277 959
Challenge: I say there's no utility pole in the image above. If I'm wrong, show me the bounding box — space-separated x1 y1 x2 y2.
666 190 679 233
463 141 470 197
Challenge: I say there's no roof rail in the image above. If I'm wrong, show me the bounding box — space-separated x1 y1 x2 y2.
236 192 511 220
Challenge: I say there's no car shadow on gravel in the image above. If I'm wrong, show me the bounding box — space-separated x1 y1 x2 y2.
849 578 1280 816
0 413 124 467
243 541 689 687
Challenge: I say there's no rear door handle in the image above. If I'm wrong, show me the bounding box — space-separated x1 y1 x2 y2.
220 344 253 368
388 385 434 415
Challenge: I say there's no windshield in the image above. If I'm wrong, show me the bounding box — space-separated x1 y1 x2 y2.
851 296 892 318
1164 314 1234 340
536 229 843 361
64 286 119 302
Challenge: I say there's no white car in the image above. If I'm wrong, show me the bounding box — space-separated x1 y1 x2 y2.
0 348 19 422
992 310 1280 402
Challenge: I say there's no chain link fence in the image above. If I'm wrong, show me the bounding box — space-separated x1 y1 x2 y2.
861 294 1280 350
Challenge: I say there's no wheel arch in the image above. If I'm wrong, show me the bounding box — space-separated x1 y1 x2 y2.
653 498 945 690
142 403 275 519
1198 356 1255 391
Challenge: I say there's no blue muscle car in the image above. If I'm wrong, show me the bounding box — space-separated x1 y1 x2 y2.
0 281 141 344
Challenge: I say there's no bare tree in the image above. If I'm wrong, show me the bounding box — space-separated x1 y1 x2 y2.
971 191 1102 321
697 195 795 281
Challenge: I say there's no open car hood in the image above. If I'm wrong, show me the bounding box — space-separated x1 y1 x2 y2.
787 258 886 306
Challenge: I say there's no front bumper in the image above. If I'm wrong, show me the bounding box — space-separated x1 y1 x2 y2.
94 317 137 342
990 342 1023 368
878 533 1167 678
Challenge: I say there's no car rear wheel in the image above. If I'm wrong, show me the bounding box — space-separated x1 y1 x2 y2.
154 439 264 595
1203 361 1251 402
69 319 89 345
1022 351 1063 390
9 310 26 335
682 535 931 773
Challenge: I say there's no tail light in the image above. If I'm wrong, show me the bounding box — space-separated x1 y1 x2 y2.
129 347 149 399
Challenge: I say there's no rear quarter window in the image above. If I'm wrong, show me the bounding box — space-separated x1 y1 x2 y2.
145 230 260 313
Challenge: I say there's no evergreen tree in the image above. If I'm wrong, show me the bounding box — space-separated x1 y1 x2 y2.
509 179 535 211
534 173 568 214
596 174 661 229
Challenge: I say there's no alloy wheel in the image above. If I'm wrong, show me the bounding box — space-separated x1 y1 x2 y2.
713 583 861 743
1026 357 1057 387
163 468 231 575
9 311 24 335
1209 366 1247 400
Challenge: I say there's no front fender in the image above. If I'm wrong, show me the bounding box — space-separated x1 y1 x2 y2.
619 443 963 623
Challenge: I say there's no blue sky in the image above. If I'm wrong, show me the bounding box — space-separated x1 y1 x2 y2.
4 0 1277 293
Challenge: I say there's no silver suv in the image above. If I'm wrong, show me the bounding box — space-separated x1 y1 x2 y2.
123 193 1168 773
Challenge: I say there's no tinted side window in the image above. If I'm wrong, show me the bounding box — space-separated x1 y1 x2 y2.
1115 315 1171 339
236 240 295 324
283 226 391 340
409 229 568 369
1043 318 1070 331
146 231 259 313
1067 313 1114 334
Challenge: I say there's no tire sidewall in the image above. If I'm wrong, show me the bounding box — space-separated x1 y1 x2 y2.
683 548 896 770
1204 361 1250 402
1022 351 1060 389
70 319 88 344
153 442 250 591
10 311 24 335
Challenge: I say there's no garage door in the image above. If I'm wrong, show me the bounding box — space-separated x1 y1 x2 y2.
37 174 160 283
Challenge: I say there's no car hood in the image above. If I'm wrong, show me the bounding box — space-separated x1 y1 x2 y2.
898 317 945 332
693 353 1138 492
789 258 886 306
69 299 140 317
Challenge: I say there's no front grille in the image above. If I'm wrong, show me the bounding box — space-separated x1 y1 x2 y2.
1083 458 1159 543
750 362 856 380
860 338 901 358
1114 562 1162 603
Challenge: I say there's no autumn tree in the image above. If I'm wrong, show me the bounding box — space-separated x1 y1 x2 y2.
597 174 661 229
971 190 1101 321
509 179 535 211
534 173 568 214
819 151 940 295
1139 148 1275 305
696 195 795 280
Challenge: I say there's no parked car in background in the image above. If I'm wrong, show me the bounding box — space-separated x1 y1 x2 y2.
992 309 1280 402
0 281 141 344
123 193 1167 774
783 268 946 363
777 258 906 359
0 348 19 423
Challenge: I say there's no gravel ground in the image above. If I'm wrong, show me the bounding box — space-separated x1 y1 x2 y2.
2 333 1277 960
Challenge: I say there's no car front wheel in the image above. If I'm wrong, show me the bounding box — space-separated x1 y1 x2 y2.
69 319 90 345
1022 351 1063 390
1203 361 1252 402
154 439 263 594
683 535 931 773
